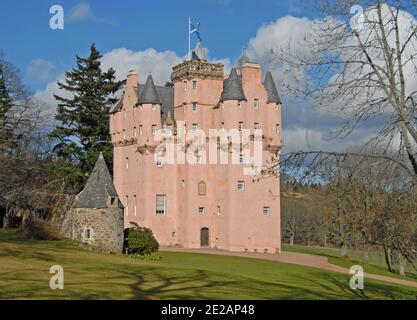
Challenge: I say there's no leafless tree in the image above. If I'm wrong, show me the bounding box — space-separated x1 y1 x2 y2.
269 0 417 180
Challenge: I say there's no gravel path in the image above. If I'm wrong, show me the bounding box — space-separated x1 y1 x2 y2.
161 247 417 289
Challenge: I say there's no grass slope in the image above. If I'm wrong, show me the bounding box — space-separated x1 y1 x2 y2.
282 244 417 283
1 231 417 300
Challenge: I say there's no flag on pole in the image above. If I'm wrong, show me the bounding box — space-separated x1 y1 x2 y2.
190 21 202 42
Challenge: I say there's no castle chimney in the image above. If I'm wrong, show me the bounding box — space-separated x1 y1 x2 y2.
126 70 138 87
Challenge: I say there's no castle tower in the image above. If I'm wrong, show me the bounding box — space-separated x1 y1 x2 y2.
110 46 282 254
68 154 124 253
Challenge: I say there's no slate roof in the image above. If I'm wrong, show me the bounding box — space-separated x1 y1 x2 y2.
139 75 161 105
109 79 174 123
137 84 174 123
73 154 123 209
263 71 282 104
220 68 247 102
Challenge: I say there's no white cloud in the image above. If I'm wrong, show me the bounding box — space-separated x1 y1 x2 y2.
27 59 55 83
69 3 92 22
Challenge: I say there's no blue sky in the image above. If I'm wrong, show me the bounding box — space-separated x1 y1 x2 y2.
1 0 308 91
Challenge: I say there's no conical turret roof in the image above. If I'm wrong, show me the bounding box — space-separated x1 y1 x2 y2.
263 71 281 104
73 154 122 209
139 74 161 105
220 68 247 102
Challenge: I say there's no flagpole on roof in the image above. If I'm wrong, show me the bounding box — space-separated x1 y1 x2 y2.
188 16 191 61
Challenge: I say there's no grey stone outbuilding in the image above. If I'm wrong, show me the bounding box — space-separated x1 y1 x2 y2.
64 153 124 253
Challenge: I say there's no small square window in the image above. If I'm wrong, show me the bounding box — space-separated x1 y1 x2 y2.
192 80 198 90
237 181 245 191
192 103 198 112
199 207 205 215
263 207 270 216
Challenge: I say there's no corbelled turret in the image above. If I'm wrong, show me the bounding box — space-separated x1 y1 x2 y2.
139 74 161 105
220 68 247 102
263 71 281 104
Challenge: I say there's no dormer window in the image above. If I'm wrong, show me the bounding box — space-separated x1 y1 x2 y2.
192 80 198 90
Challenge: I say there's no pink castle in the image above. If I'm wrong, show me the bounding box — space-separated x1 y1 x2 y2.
109 48 282 253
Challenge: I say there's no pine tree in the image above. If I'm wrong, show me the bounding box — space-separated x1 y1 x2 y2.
49 44 123 183
0 64 14 152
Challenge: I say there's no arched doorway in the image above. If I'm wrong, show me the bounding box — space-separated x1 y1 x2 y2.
200 228 209 248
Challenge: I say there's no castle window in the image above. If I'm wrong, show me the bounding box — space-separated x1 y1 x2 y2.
192 102 198 112
123 129 126 139
239 154 246 164
152 125 157 135
221 122 225 131
196 155 203 164
238 122 244 132
198 181 206 195
192 124 198 133
217 206 221 215
125 158 129 169
275 124 280 135
237 181 245 191
134 127 137 137
254 99 260 109
263 207 270 216
183 104 187 112
199 207 205 215
156 195 167 216
134 195 137 216
152 104 157 111
254 122 260 133
139 125 143 135
192 80 198 90
156 154 164 167
110 197 116 206
276 104 280 111
184 81 187 92
85 228 91 239
238 101 242 108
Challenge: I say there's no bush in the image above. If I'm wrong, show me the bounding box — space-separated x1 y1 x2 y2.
23 218 61 240
126 223 159 255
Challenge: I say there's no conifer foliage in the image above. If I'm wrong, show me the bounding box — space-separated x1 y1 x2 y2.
49 44 123 181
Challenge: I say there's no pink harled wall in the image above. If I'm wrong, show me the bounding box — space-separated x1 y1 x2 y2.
110 61 282 254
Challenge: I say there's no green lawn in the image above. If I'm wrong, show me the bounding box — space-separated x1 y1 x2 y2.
282 244 417 283
1 231 417 300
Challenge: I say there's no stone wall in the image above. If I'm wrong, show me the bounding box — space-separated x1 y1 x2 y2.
70 207 124 253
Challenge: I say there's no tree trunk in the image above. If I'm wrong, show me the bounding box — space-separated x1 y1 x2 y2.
290 234 294 246
399 253 406 276
383 245 394 273
341 243 347 257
